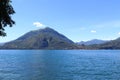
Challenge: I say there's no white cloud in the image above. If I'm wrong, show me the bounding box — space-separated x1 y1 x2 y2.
118 32 120 35
33 22 45 28
91 30 96 33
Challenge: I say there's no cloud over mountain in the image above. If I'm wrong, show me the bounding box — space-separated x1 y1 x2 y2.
33 22 45 28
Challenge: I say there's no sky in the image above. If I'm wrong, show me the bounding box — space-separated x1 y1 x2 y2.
1 0 120 42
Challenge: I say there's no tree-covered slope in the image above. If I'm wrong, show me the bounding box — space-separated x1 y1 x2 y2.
82 37 120 49
98 38 120 49
1 27 77 49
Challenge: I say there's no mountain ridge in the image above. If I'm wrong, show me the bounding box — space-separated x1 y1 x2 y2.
0 27 77 49
77 39 109 45
1 27 120 49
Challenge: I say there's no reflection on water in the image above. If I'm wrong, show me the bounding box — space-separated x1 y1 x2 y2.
0 50 120 80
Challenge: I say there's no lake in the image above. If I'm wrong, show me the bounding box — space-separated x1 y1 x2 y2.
0 50 120 80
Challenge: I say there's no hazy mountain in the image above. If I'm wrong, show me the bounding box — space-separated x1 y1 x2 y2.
81 37 120 49
0 43 4 46
77 39 108 45
1 27 77 49
97 37 120 49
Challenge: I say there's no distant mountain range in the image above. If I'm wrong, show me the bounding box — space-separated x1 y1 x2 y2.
97 37 120 49
77 39 108 45
0 27 77 49
80 38 120 49
1 27 120 49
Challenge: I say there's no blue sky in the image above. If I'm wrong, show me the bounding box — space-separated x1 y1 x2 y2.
1 0 120 42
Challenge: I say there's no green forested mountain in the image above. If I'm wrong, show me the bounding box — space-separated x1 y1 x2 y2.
1 27 120 50
83 37 120 49
1 27 77 49
98 38 120 49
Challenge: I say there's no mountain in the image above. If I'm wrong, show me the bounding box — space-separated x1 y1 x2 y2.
77 39 108 45
97 37 120 49
82 37 120 49
0 43 4 46
0 27 77 49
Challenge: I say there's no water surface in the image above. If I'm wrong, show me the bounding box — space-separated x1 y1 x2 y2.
0 50 120 80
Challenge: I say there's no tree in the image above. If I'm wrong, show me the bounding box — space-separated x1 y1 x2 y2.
0 0 15 36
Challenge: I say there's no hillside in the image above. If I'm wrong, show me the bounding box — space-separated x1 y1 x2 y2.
77 39 108 45
82 38 120 49
1 27 77 49
98 38 120 49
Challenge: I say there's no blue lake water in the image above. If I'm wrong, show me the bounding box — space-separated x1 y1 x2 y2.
0 50 120 80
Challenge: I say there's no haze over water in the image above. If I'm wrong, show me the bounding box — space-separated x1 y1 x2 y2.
0 50 120 80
